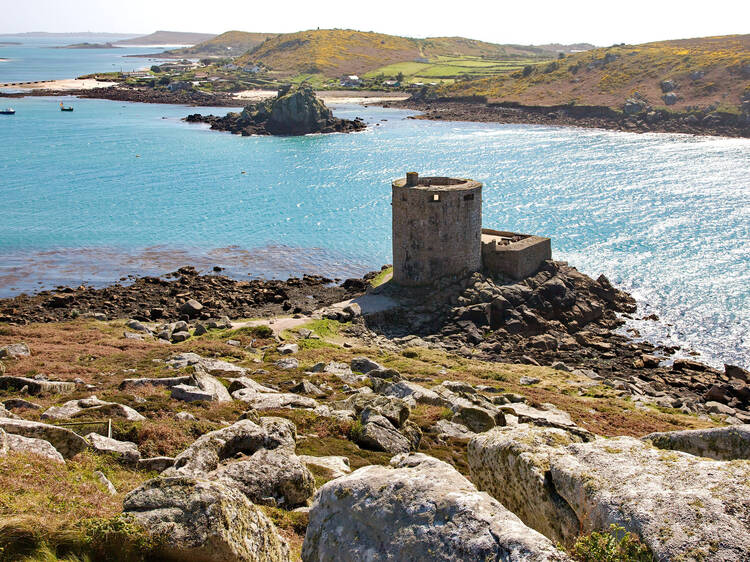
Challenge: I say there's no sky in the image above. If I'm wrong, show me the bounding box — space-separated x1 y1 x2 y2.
2 0 748 46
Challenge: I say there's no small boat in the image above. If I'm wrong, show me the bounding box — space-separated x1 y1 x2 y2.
59 102 73 112
0 108 14 115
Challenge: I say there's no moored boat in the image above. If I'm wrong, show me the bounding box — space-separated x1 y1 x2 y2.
59 102 73 112
0 108 14 115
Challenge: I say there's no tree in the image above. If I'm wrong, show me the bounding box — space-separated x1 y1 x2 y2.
150 65 162 73
158 75 171 86
396 71 404 83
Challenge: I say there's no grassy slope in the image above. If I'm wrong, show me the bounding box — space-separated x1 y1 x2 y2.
440 34 750 111
235 29 554 79
163 30 279 57
0 318 720 559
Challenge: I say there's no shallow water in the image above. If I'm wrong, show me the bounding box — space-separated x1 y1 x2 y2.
0 96 748 368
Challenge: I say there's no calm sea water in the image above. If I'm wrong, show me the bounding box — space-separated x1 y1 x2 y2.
0 96 748 368
0 35 168 83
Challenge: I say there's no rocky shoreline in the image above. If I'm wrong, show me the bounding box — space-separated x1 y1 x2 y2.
385 96 750 138
1 260 747 423
0 85 243 107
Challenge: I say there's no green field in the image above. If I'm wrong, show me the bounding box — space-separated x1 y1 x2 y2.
364 55 543 84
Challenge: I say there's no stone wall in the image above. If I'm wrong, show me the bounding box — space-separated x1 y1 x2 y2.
392 175 482 286
481 229 551 280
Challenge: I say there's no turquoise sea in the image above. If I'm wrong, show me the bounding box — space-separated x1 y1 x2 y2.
0 70 748 369
0 35 168 83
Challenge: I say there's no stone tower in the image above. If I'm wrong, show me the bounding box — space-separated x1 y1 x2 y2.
392 172 482 286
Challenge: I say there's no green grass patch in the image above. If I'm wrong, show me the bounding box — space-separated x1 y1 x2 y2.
369 267 393 288
570 524 653 561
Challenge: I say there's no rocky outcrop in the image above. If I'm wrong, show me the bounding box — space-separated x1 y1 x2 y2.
41 396 145 421
185 85 366 136
302 452 569 561
0 343 30 358
6 432 65 463
211 448 315 508
86 433 141 465
0 375 75 395
334 393 419 453
643 425 750 461
468 425 588 544
171 368 232 403
123 476 290 562
0 418 88 459
164 418 315 508
469 424 750 560
232 389 318 410
298 455 351 479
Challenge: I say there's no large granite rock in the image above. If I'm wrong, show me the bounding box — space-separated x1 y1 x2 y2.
232 388 318 410
86 432 141 465
6 432 65 463
0 418 88 459
302 453 569 561
185 85 365 137
166 352 247 377
123 476 290 562
166 418 296 477
171 368 232 403
470 424 750 560
164 418 314 508
210 448 315 508
643 425 750 461
42 396 145 421
0 343 30 358
0 375 75 395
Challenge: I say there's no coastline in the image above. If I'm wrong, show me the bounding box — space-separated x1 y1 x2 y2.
382 97 750 139
0 82 408 107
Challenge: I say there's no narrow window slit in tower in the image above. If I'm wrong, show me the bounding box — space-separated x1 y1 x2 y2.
432 194 440 202
464 194 474 201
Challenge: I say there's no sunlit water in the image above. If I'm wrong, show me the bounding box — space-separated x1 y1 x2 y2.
0 96 748 368
0 35 167 83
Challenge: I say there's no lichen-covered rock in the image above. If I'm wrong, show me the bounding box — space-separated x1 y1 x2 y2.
138 456 175 472
211 448 315 508
470 424 750 560
355 413 412 454
166 418 296 477
468 425 586 544
124 476 290 562
166 352 247 377
302 453 569 561
298 455 351 479
498 401 591 438
171 368 232 403
336 394 410 428
86 432 141 465
6 432 65 463
119 375 192 390
372 379 446 407
0 418 88 459
232 389 318 410
0 428 7 456
0 375 75 395
0 343 30 359
643 424 750 460
42 396 145 421
432 419 476 439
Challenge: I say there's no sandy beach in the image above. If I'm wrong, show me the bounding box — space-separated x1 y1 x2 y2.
0 78 117 90
233 89 409 105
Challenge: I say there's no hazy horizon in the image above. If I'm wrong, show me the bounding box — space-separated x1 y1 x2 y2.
2 0 748 46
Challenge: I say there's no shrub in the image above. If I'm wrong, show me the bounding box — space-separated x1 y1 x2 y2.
150 65 161 73
348 421 364 442
522 65 534 77
571 524 653 562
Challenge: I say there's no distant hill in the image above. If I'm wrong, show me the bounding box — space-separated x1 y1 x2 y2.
2 32 139 38
534 43 596 53
235 29 556 78
115 31 216 46
439 34 750 112
162 30 278 57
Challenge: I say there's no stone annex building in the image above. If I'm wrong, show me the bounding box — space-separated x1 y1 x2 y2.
392 172 551 286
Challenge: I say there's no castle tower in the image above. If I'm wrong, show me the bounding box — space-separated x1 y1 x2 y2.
392 172 482 286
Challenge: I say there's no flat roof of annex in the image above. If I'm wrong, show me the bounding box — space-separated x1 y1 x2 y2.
392 172 481 191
